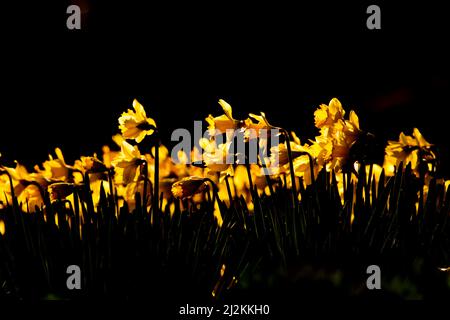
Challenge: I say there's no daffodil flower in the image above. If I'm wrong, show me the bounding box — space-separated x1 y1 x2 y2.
35 148 71 182
206 99 246 138
384 128 435 177
48 182 75 201
171 176 207 199
119 99 157 143
1 163 47 211
111 140 146 184
308 99 364 173
199 138 234 182
314 98 345 129
78 156 107 173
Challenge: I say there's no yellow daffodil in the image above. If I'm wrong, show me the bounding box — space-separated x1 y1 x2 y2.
1 163 49 212
78 155 107 173
309 100 363 173
72 155 108 184
247 112 272 130
384 128 435 177
111 140 145 184
171 176 207 199
270 140 308 168
0 174 13 208
245 112 275 141
206 99 245 136
48 182 75 201
35 148 70 182
199 138 234 182
308 135 333 169
17 184 44 213
102 145 121 169
292 154 317 186
119 99 157 143
314 98 345 129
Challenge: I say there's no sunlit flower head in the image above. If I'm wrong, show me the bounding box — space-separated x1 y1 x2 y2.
119 99 157 143
270 133 308 168
2 162 47 186
199 138 234 181
314 98 345 129
111 140 145 184
35 148 70 182
78 155 107 173
206 99 245 136
18 184 44 213
310 100 363 173
384 128 435 177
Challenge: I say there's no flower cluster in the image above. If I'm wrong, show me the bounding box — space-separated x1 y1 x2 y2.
0 97 447 231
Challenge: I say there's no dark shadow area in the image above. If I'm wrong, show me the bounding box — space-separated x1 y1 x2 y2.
1 1 449 174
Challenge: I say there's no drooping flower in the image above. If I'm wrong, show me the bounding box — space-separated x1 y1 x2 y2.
384 128 435 177
171 176 207 199
48 182 75 201
77 155 107 173
206 99 245 136
1 163 46 211
35 148 71 182
18 184 44 213
119 99 157 143
73 155 108 184
111 140 145 184
270 134 309 168
199 138 234 181
0 174 12 208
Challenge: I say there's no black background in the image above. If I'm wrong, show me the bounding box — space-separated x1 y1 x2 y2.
2 1 449 175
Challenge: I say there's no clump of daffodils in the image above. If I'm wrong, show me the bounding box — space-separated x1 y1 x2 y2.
0 97 446 224
384 128 436 177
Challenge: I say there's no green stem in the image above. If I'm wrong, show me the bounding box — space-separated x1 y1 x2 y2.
142 160 149 213
280 129 298 211
306 153 315 186
203 178 220 219
154 140 160 216
245 162 255 201
260 156 274 197
224 175 234 206
418 152 425 218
